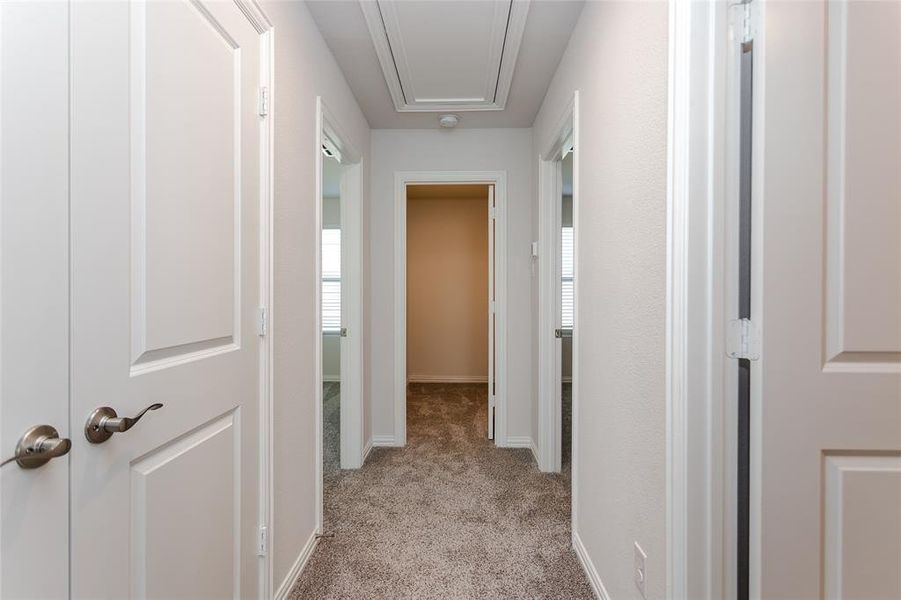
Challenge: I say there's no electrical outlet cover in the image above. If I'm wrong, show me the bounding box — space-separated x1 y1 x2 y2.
634 542 648 598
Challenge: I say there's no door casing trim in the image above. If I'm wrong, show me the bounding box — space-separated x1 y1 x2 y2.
392 170 508 447
313 96 366 538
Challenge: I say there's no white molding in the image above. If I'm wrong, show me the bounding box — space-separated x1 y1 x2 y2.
394 171 509 448
358 0 530 112
665 1 733 598
537 93 577 478
233 0 272 34
314 97 365 541
256 18 274 600
371 434 398 447
492 0 530 110
273 531 319 600
362 437 374 464
572 530 611 600
666 0 690 597
407 374 488 383
504 435 538 464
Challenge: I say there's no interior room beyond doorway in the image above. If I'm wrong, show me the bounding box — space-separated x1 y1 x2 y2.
406 184 490 386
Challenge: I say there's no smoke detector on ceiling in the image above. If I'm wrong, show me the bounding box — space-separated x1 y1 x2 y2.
439 114 460 129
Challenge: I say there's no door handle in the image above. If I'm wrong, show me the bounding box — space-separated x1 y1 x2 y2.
340 327 348 337
84 403 163 444
0 425 72 469
555 329 572 338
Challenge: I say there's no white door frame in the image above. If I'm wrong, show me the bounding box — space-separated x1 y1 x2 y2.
393 171 508 447
537 93 578 476
253 6 274 599
666 0 735 598
314 97 365 530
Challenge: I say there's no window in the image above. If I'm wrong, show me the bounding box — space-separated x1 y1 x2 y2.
561 226 574 329
322 228 341 333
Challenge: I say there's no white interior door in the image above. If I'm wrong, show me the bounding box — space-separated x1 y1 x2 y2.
553 160 565 473
0 3 71 597
487 184 496 439
756 1 901 597
69 1 264 597
338 159 363 469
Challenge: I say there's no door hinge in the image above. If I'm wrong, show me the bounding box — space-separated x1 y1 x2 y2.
257 525 268 557
257 307 268 337
489 206 497 219
727 318 759 360
258 86 269 117
732 0 755 44
490 301 496 314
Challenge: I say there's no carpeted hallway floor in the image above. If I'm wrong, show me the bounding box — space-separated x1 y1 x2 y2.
289 382 591 599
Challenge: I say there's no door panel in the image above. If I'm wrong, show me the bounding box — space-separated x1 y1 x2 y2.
0 3 70 597
824 455 901 599
132 412 240 599
824 0 901 365
137 0 239 361
758 1 901 597
70 1 262 597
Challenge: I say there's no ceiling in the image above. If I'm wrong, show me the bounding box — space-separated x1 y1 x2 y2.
306 0 585 129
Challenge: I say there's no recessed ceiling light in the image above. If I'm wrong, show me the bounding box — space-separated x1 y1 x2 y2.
439 114 460 129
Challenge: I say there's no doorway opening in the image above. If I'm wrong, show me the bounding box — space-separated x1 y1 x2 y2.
321 153 343 477
538 93 578 477
315 98 364 534
405 184 492 435
559 149 575 470
393 172 507 446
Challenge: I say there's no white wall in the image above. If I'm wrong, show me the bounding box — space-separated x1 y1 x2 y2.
262 0 370 591
369 128 533 443
532 2 668 598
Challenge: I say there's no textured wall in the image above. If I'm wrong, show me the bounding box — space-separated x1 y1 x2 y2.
262 0 371 590
532 2 669 598
369 128 534 443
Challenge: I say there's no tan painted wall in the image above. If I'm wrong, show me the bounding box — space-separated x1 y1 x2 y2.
406 189 488 381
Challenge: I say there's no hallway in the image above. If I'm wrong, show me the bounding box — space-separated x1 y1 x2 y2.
290 384 591 598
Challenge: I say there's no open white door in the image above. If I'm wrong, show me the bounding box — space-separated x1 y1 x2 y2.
487 184 496 439
754 1 901 597
68 1 265 597
0 3 71 596
337 157 363 470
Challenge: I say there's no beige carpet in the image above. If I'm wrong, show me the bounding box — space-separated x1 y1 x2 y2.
289 382 591 599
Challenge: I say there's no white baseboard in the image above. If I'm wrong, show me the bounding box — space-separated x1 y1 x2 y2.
407 374 488 383
371 434 397 447
504 435 539 465
572 530 610 600
362 437 374 464
274 530 319 600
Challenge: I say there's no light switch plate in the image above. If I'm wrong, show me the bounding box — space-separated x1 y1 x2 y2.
634 542 647 598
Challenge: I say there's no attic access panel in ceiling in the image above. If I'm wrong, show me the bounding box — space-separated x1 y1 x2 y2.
360 0 531 113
